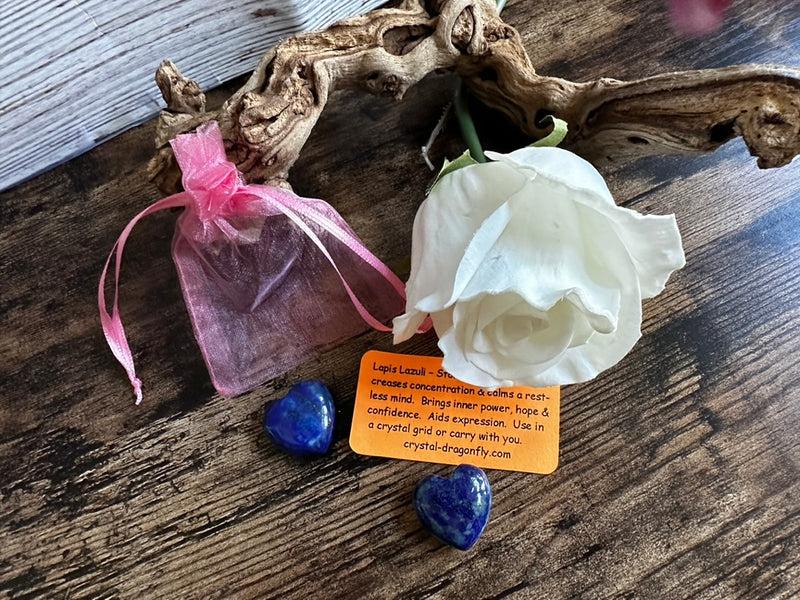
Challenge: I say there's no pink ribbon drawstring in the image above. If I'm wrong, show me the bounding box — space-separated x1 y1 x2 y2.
99 121 427 404
98 195 188 404
264 187 405 332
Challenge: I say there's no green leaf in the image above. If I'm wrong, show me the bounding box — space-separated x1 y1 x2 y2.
426 150 478 195
530 116 568 148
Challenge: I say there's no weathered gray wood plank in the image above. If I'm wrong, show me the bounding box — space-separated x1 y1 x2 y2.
1 1 799 599
0 0 385 192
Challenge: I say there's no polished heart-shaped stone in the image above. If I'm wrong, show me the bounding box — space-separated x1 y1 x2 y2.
263 380 335 456
413 464 492 551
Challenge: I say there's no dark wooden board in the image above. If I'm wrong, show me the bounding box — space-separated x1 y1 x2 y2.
1 1 798 598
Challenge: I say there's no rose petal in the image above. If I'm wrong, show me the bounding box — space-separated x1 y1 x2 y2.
565 291 615 335
443 191 645 387
596 209 685 299
481 299 575 367
533 208 644 386
568 308 598 348
439 324 511 389
403 161 529 314
490 147 685 299
537 282 642 386
474 293 532 332
392 309 428 344
438 295 578 388
456 177 623 322
444 200 515 308
486 147 615 206
430 308 454 336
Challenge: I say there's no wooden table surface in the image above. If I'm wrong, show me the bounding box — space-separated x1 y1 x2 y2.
1 1 798 598
0 0 387 191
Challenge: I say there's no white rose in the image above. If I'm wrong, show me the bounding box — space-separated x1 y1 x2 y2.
393 147 686 388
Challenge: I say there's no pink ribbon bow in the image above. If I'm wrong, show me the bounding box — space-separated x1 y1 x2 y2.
99 121 420 404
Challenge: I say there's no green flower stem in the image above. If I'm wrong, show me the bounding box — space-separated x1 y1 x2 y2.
453 0 507 163
454 81 487 163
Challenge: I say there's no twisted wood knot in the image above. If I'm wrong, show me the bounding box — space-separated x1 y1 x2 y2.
155 61 206 114
740 100 800 168
148 0 800 194
383 24 434 55
451 6 475 51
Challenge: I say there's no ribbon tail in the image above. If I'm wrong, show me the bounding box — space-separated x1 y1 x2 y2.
281 205 393 332
98 194 188 404
280 194 432 335
260 188 407 332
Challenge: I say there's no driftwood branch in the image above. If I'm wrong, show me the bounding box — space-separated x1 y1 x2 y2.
148 0 800 193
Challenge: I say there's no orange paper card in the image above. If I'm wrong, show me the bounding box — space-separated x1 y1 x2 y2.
350 351 560 473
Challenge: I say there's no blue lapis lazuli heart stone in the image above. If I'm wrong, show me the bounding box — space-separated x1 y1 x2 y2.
413 464 492 551
263 380 335 456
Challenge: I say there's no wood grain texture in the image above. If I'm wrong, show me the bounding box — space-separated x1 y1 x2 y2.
0 0 386 192
145 0 800 191
1 1 799 599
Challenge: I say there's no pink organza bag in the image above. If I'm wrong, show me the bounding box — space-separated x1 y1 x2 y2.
100 121 409 403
